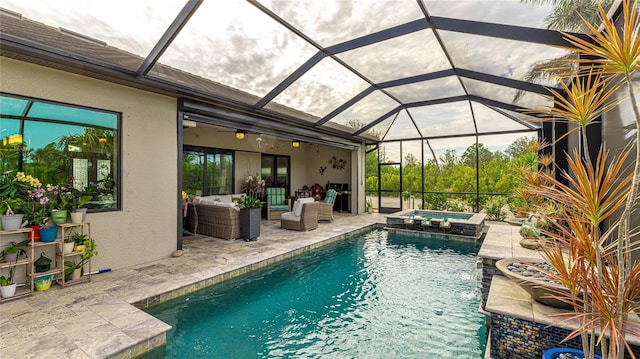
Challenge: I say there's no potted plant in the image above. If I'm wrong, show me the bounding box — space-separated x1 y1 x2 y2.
401 190 411 208
0 266 17 298
71 180 93 222
525 1 640 358
1 240 28 263
0 171 29 230
72 232 88 252
49 184 72 224
365 198 373 214
241 174 265 199
63 236 97 281
63 232 77 254
233 196 264 241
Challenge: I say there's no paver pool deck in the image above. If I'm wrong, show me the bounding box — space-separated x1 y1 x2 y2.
0 213 385 358
4 215 635 359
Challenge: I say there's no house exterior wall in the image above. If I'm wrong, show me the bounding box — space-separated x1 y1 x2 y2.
0 57 178 270
602 81 640 263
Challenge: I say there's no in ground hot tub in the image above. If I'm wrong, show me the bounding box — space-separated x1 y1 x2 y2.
386 210 486 239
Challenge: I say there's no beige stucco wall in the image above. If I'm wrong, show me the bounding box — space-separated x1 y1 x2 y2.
0 57 178 270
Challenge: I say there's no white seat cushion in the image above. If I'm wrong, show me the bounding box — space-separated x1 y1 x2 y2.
281 211 300 222
213 202 239 210
216 195 232 203
293 197 315 216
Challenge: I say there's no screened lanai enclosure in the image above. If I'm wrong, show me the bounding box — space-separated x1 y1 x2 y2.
0 0 634 214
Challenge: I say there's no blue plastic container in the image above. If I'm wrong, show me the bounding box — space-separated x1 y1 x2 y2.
543 348 602 359
39 226 58 242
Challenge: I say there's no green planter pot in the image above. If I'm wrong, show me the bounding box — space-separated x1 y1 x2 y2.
51 210 68 224
240 208 261 241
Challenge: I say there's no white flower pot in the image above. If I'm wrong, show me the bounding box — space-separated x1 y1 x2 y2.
71 268 82 281
70 212 83 224
0 283 16 298
75 208 88 222
1 214 24 230
63 242 75 254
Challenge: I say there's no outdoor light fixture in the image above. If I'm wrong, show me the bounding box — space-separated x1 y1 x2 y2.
7 134 22 146
235 131 245 140
292 140 300 148
98 137 108 143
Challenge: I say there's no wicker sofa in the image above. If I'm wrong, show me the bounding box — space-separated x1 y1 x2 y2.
184 194 244 240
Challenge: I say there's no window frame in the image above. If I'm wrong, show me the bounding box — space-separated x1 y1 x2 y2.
183 145 236 196
0 92 122 213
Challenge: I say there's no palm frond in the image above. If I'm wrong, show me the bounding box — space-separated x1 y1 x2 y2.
560 0 640 78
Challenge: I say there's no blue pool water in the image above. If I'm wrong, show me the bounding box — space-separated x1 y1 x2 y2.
146 229 487 358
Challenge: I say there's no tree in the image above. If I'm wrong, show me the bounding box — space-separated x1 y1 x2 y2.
461 143 494 167
504 136 537 159
523 0 614 31
439 149 458 169
402 153 422 194
515 0 614 101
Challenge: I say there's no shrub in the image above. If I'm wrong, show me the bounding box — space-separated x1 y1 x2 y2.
483 196 507 221
444 198 468 212
423 193 448 210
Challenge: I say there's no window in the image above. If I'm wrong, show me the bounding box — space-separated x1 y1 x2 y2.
183 146 234 196
0 93 120 211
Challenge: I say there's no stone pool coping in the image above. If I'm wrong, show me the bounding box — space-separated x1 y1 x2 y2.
481 223 640 358
386 210 486 238
0 213 384 358
390 209 486 225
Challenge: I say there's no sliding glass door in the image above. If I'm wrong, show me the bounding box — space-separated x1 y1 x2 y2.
183 146 234 196
261 154 290 195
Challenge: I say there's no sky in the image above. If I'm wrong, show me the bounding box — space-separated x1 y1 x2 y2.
1 0 560 153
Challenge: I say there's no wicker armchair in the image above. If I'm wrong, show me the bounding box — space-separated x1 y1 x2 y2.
317 189 337 222
185 202 241 239
266 187 291 220
281 200 318 231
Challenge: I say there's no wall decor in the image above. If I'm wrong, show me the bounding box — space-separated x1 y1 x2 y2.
319 166 327 175
329 156 346 170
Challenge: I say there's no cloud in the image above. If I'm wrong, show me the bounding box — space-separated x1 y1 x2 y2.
3 0 565 142
261 0 423 46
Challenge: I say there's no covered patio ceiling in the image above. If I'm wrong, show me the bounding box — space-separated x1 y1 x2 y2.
0 0 613 147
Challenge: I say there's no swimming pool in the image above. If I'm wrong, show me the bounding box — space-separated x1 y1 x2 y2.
146 229 487 358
